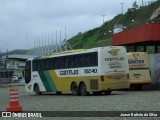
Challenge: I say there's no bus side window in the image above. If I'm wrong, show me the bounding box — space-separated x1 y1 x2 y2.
86 52 98 67
64 57 69 68
93 52 98 66
49 58 54 70
75 54 86 67
33 60 37 71
86 53 92 66
74 56 78 67
55 57 64 69
80 54 86 67
45 59 50 70
55 58 59 69
75 55 80 67
59 57 64 69
68 56 75 68
40 59 45 70
37 60 41 71
64 56 75 68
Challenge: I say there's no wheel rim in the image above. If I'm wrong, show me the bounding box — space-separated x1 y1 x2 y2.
72 83 78 95
80 84 87 95
35 86 39 95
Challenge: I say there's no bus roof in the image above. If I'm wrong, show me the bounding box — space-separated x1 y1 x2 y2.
28 46 125 61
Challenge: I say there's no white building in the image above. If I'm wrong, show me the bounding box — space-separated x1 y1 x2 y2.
1 54 37 78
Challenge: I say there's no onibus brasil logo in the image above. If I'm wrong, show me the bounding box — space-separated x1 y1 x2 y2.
108 49 120 56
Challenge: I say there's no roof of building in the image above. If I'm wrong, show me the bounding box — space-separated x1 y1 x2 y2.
2 54 38 60
112 22 160 46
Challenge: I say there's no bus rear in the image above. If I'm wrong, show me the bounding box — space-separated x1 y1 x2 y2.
100 46 129 91
127 52 151 90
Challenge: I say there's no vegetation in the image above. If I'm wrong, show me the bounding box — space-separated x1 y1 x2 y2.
68 0 160 49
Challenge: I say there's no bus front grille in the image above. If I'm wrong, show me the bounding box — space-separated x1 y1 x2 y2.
90 79 98 90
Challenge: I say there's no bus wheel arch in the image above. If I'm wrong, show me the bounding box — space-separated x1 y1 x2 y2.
34 83 42 95
71 82 79 95
79 82 89 96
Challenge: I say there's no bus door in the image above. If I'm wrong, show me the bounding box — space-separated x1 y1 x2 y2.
25 61 31 84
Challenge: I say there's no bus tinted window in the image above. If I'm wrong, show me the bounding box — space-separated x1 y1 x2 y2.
75 54 85 67
33 60 37 71
40 59 46 70
55 57 64 69
64 57 70 68
45 59 50 70
37 60 41 71
93 52 98 66
32 52 98 70
49 58 54 69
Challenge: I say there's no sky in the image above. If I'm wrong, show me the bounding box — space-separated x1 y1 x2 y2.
0 0 153 52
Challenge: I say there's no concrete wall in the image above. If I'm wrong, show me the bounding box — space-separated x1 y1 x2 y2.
149 54 160 84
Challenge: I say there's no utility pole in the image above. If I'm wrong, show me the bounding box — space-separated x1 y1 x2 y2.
56 30 58 53
42 35 44 46
142 0 144 6
120 3 124 14
65 27 67 51
51 32 53 45
48 33 50 45
101 15 106 24
60 29 62 52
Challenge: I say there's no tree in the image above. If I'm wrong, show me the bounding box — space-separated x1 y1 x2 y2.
133 1 138 9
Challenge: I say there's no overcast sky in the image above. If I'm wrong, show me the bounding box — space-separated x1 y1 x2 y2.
0 0 152 52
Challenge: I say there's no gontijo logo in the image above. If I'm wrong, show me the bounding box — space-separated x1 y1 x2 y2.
133 53 139 58
108 49 120 56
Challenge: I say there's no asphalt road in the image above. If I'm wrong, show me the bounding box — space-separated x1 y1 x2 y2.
0 85 160 120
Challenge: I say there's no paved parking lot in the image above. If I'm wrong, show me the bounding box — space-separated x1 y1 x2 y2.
0 85 160 119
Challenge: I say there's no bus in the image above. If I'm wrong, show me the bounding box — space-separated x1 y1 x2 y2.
127 52 151 90
25 46 129 96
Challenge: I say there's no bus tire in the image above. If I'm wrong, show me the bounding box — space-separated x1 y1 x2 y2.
79 82 88 96
104 90 112 95
34 84 42 95
71 82 79 95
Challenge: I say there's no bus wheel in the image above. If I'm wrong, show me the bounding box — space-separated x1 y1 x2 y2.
71 82 79 95
104 90 112 95
34 84 42 95
80 83 88 96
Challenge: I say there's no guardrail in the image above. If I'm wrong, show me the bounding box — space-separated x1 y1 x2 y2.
0 78 12 87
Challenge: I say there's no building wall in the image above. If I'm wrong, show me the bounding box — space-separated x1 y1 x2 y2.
112 23 160 45
149 54 160 84
6 60 26 77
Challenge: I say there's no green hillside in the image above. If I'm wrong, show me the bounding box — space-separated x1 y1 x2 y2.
68 0 160 49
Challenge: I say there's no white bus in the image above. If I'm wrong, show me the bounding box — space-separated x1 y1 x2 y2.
25 46 129 95
127 52 151 90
